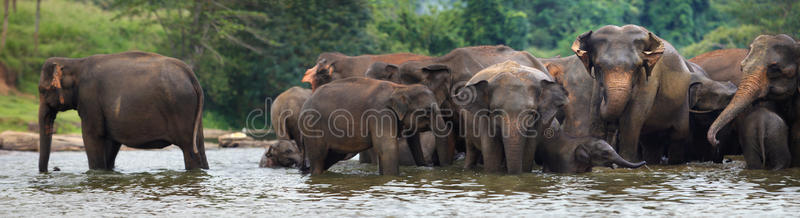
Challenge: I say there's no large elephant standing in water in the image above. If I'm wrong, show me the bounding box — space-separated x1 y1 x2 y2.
302 52 429 91
708 34 800 168
571 25 693 164
38 51 208 172
458 61 567 174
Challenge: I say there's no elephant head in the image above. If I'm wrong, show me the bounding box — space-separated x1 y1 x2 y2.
686 61 737 112
459 61 567 174
708 34 800 145
259 140 303 168
302 52 345 91
575 137 647 172
572 25 665 121
389 84 449 166
389 84 447 136
365 62 400 83
38 58 81 172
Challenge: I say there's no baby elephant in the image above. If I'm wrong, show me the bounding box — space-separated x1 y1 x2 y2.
259 140 303 168
538 122 646 173
736 106 791 170
300 77 447 175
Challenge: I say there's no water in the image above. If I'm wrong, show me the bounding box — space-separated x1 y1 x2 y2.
1 148 799 216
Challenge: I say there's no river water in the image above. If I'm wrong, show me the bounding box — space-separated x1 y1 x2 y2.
1 148 799 216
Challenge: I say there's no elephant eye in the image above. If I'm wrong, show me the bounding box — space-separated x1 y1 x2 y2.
286 149 293 154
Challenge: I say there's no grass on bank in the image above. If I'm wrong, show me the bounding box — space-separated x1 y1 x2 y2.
0 94 81 134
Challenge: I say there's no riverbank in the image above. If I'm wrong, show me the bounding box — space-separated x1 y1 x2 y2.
0 129 275 152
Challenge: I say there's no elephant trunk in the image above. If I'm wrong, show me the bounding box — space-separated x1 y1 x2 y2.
503 121 524 174
611 151 646 168
600 71 633 120
707 67 768 146
38 104 56 172
432 106 452 166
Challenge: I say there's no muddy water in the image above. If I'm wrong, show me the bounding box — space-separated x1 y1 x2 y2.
1 148 799 216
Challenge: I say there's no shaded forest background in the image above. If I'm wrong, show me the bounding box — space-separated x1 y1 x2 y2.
0 0 798 131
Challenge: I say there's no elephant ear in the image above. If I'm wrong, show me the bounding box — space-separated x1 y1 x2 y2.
421 64 451 104
575 142 591 164
539 80 568 125
264 144 274 158
544 62 565 85
571 30 594 78
49 63 66 104
642 32 665 81
688 81 702 109
365 62 397 81
390 88 412 121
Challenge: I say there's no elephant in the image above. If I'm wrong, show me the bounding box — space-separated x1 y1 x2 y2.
708 34 800 168
300 77 447 175
684 60 740 163
537 121 645 173
38 51 208 172
571 25 693 164
259 140 303 168
686 60 737 113
271 86 312 151
735 105 791 170
689 48 748 85
375 45 550 165
454 61 567 174
456 60 567 174
301 52 429 91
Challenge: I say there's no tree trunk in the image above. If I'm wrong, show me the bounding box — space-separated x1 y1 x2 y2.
33 0 39 53
10 0 14 13
1 0 8 51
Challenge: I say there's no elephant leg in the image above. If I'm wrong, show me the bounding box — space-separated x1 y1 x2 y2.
105 141 122 169
463 139 479 170
305 139 328 175
83 134 115 170
791 122 800 167
406 133 426 166
480 134 504 173
667 114 690 165
617 113 647 163
180 125 209 170
374 136 400 176
433 132 455 166
739 133 764 169
358 150 372 164
766 116 790 170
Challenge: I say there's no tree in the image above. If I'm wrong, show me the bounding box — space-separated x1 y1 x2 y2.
1 0 7 51
33 0 40 53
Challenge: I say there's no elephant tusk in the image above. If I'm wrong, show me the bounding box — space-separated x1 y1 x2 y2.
689 109 716 114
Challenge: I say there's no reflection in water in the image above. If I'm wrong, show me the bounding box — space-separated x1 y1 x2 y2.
0 148 798 216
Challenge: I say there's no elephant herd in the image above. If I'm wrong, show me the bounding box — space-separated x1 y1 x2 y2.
36 24 800 176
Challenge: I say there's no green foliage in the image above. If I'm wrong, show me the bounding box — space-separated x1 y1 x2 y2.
368 0 464 55
0 94 81 134
461 0 529 50
0 0 164 94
